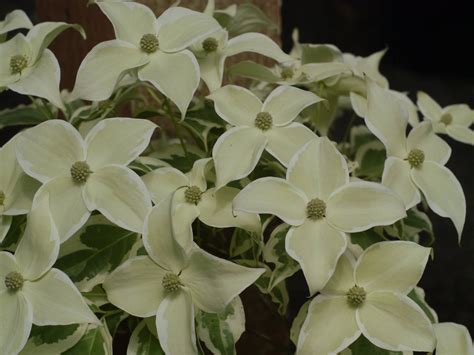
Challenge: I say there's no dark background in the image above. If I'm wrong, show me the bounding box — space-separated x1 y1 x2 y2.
1 0 473 336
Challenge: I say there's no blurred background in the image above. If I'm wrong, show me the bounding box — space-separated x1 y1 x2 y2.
1 0 473 349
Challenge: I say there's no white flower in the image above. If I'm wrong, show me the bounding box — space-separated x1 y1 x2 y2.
72 1 220 117
366 81 466 239
0 135 38 243
342 49 388 88
297 241 436 354
417 91 474 145
142 158 261 233
0 196 98 355
0 22 85 110
234 137 406 295
0 10 32 37
208 85 323 187
16 118 156 241
103 193 264 355
433 322 473 355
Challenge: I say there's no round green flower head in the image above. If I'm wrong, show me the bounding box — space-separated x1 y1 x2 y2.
280 66 294 80
346 285 366 308
162 273 182 292
0 190 5 206
5 271 24 291
10 54 28 75
254 112 273 131
440 113 453 125
202 37 218 53
184 185 203 205
71 161 92 183
407 148 425 169
306 198 326 220
140 34 159 53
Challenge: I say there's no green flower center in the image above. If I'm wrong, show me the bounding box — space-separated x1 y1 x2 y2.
5 271 24 291
202 37 219 53
306 198 326 220
347 285 366 308
280 66 294 80
440 113 453 125
140 34 159 53
0 190 5 206
407 149 425 169
184 185 202 205
162 273 182 292
254 112 273 131
10 54 28 74
71 161 92 183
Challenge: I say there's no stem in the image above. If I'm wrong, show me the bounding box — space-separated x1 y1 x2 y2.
163 98 189 158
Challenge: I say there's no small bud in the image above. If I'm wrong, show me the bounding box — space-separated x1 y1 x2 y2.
140 34 159 53
184 185 202 205
0 190 5 206
254 112 273 131
346 285 366 308
202 37 219 53
71 161 92 183
407 149 425 169
306 198 326 220
162 273 182 292
280 66 294 80
10 54 28 75
440 113 453 125
5 271 24 291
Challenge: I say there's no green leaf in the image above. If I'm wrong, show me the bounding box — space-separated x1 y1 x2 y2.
228 61 281 83
196 297 245 355
226 3 277 37
354 140 386 180
127 320 165 355
350 228 385 250
181 117 221 152
0 104 47 129
302 93 339 136
62 321 113 355
300 44 343 65
403 208 434 245
229 229 254 258
350 335 402 355
408 287 438 324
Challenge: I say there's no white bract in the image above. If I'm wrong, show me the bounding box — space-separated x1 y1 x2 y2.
0 135 38 243
103 194 264 355
234 137 406 294
433 322 474 355
0 22 85 109
0 10 33 37
72 1 220 117
297 241 435 354
0 197 98 355
417 91 474 145
209 85 323 187
16 118 156 241
142 158 261 233
366 81 466 239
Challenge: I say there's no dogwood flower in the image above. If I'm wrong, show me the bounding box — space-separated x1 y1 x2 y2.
433 323 473 355
234 137 406 295
366 81 466 239
72 1 220 117
16 118 156 241
208 85 323 187
0 22 85 110
142 158 261 233
0 135 38 243
297 241 435 354
417 91 474 145
0 10 32 37
0 196 98 355
104 193 264 355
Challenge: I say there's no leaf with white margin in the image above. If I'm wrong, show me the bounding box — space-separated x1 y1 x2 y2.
62 320 113 355
297 296 361 355
0 291 32 355
127 319 165 355
181 247 265 313
434 322 474 355
354 241 430 294
382 157 420 209
410 161 466 239
357 291 435 352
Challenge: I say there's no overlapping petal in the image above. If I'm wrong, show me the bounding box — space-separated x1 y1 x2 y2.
0 291 32 355
0 10 32 35
417 91 442 121
322 253 356 295
142 167 189 205
226 32 292 62
407 121 451 165
382 157 421 209
434 322 474 355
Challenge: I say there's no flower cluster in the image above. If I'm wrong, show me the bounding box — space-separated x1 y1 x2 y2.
0 1 472 355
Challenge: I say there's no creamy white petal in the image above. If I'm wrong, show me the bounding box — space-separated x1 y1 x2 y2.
407 121 451 165
171 189 200 250
181 247 265 313
444 104 474 126
262 86 322 126
416 91 442 121
382 157 420 209
434 322 474 355
84 165 151 233
287 137 348 200
138 50 199 118
357 291 436 352
411 161 466 239
213 126 267 188
0 10 32 35
142 167 189 205
0 33 32 86
198 51 226 92
2 174 38 216
155 290 197 355
16 120 86 183
447 125 474 145
297 296 360 355
187 158 212 191
355 241 430 294
199 187 261 233
226 32 292 62
286 220 347 295
365 81 408 158
8 49 64 110
85 117 156 170
72 40 148 101
23 268 98 325
33 177 90 242
266 123 317 167
15 196 59 280
233 177 307 226
103 256 167 318
0 291 32 355
322 253 357 295
208 85 262 126
326 181 406 233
